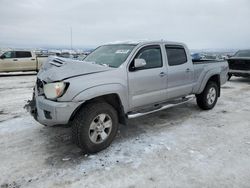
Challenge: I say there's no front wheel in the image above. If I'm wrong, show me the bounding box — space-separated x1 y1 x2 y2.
196 81 219 110
71 102 118 154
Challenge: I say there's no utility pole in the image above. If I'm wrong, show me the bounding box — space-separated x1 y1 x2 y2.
70 27 73 50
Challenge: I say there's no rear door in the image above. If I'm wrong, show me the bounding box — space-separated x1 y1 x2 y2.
16 51 36 71
165 45 194 99
128 45 168 109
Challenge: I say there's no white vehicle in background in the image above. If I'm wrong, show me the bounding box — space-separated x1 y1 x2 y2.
0 50 47 73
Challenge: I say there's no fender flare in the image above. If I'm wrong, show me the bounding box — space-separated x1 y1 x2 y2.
72 83 129 112
198 69 221 94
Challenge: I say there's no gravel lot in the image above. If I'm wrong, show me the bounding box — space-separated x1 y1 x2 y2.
0 74 250 188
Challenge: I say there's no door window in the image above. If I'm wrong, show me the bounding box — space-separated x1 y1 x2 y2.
2 51 15 59
165 46 187 66
16 51 32 58
130 45 162 70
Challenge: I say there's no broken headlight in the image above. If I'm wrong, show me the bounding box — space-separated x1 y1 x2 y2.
43 82 68 100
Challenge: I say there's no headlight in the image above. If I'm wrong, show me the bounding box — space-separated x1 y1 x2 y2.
43 82 68 99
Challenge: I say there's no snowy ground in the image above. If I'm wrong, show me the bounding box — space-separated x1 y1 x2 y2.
0 73 250 188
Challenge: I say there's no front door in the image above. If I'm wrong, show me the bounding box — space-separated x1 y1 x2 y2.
128 45 168 109
0 51 20 72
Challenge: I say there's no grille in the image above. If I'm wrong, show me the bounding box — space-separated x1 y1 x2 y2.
228 59 250 71
36 78 44 95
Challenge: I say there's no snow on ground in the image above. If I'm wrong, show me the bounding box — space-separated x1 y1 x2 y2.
0 73 36 123
0 74 250 188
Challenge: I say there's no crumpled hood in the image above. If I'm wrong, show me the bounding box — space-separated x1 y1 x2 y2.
38 57 112 82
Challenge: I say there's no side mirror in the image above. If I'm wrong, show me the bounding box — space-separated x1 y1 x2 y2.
134 58 146 68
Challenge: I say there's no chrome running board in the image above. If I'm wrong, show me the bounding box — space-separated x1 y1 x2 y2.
127 95 195 119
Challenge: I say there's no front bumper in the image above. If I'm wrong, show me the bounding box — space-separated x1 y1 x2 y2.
228 69 250 75
229 69 250 77
28 88 82 126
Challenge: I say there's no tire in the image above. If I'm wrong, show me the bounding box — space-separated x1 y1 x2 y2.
228 73 232 81
196 81 219 110
71 102 118 154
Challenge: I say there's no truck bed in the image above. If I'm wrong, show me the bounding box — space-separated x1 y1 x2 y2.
192 60 228 94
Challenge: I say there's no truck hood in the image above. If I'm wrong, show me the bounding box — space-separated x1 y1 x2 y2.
37 57 112 82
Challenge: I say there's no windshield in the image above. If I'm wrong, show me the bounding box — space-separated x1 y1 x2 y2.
84 44 136 68
234 50 250 57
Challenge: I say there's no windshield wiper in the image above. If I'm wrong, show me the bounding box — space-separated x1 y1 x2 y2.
86 61 116 68
99 63 116 68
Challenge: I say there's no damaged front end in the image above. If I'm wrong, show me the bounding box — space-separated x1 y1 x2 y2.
24 88 38 121
24 78 44 121
24 56 112 126
24 77 82 126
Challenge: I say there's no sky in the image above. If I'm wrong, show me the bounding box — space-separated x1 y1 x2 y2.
0 0 250 50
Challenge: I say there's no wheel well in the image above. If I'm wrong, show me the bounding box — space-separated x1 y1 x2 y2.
70 94 127 125
207 75 221 97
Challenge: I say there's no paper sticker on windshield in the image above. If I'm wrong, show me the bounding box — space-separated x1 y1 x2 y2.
115 49 130 54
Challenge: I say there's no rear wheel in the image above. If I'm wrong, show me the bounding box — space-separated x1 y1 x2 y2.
71 102 118 153
196 81 219 110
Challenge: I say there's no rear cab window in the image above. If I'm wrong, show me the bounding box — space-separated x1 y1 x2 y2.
165 45 187 66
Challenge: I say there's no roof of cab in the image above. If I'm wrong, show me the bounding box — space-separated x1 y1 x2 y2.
105 40 186 46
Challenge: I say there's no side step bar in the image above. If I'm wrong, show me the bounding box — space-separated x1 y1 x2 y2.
127 95 195 119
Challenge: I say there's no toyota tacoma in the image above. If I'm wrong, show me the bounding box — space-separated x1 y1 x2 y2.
27 40 229 153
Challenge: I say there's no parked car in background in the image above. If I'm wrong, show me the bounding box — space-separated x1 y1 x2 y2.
191 53 220 61
228 50 250 80
191 53 204 61
76 54 87 61
27 40 228 153
0 50 47 73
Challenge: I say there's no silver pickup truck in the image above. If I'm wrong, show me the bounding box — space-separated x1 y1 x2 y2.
28 40 228 153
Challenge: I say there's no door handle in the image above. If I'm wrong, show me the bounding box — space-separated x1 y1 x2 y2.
159 72 167 77
13 59 18 61
186 68 191 72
